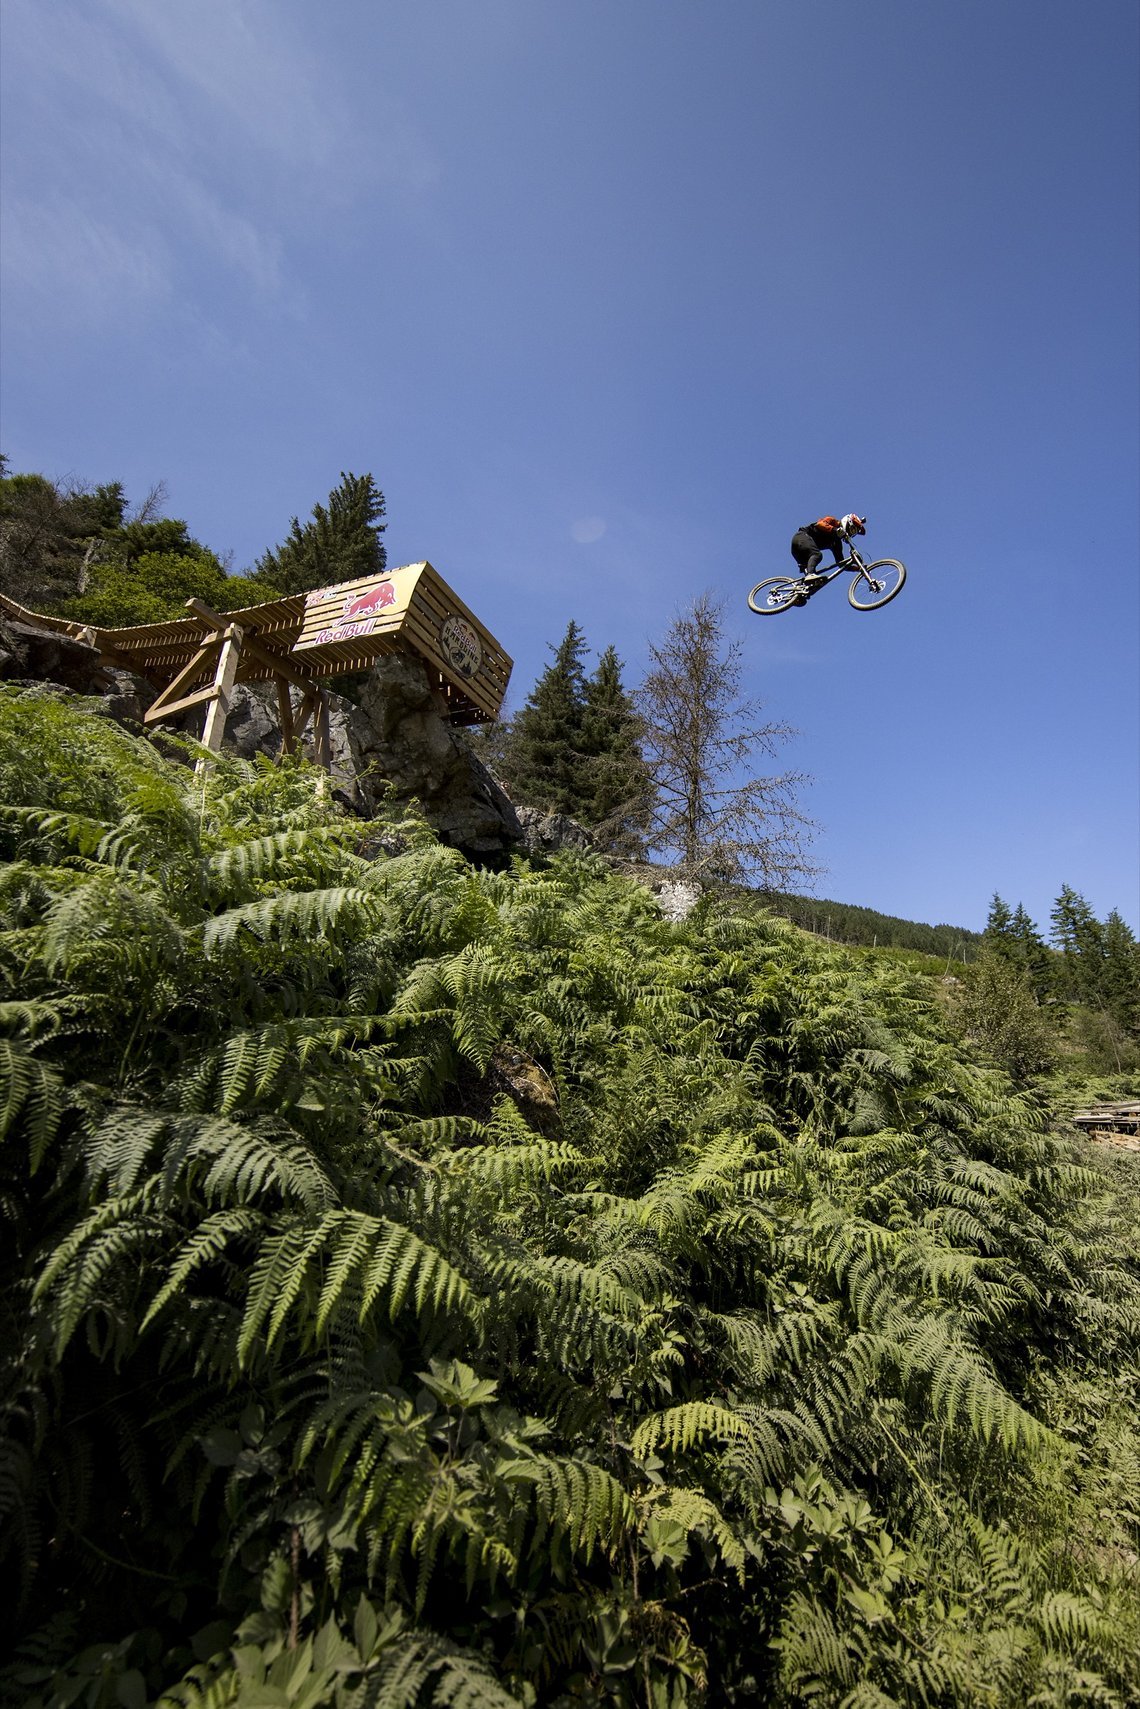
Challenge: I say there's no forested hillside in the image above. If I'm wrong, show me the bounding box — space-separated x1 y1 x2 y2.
2 690 1138 1708
755 892 983 962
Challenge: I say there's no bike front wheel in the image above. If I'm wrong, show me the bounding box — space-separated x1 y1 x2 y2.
847 559 906 610
748 576 805 615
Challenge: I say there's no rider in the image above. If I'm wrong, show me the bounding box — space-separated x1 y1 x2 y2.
790 514 867 580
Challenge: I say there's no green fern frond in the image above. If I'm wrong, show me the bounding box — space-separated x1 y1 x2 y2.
631 1401 753 1458
237 1210 477 1361
894 1315 1055 1453
0 1037 65 1171
639 1484 746 1579
511 1455 633 1560
140 1207 263 1330
201 885 386 952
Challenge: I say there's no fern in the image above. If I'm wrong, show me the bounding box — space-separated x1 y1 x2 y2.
5 692 1140 1707
0 1038 65 1171
631 1402 754 1458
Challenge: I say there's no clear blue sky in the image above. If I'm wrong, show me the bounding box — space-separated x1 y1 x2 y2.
3 0 1137 934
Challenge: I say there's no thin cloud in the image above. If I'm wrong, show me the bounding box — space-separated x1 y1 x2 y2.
0 0 437 335
0 197 170 322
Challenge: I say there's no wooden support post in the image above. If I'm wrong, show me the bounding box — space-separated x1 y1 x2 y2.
184 597 314 692
276 676 296 754
197 624 243 764
293 689 317 740
311 685 332 772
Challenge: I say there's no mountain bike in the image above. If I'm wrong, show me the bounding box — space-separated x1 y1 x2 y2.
748 544 907 615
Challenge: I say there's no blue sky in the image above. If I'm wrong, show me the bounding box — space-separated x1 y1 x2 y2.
2 0 1137 933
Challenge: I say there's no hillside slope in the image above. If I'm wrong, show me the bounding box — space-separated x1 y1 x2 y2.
2 688 1138 1709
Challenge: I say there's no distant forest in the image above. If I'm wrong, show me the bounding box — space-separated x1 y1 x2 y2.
757 892 982 961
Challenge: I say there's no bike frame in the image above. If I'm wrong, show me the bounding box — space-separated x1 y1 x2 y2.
804 543 875 592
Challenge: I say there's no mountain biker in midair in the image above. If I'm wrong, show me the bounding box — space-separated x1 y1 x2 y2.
790 513 867 581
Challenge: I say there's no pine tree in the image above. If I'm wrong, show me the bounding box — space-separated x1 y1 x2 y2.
580 645 654 855
1050 885 1105 1006
983 894 1016 952
250 471 387 597
1101 909 1140 1033
1010 902 1054 1000
501 621 591 818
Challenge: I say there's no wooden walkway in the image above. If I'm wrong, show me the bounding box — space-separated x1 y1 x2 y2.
1 561 512 766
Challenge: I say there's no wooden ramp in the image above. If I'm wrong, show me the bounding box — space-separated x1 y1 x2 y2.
1 562 512 766
1072 1102 1140 1149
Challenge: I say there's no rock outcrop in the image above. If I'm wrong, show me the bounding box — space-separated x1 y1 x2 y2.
513 805 595 858
215 658 524 861
1 612 153 725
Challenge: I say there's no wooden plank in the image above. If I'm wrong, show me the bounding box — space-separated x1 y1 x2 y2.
406 589 512 693
6 562 511 725
143 684 222 721
401 603 503 719
293 689 318 740
184 597 315 692
143 636 222 721
199 626 243 757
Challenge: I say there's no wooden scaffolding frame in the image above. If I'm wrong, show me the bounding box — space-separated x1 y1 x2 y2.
0 560 512 771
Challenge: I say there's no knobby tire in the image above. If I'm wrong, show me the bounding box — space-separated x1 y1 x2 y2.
748 577 804 616
848 559 906 610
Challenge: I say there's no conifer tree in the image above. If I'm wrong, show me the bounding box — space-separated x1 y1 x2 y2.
984 897 1055 1001
581 644 654 855
501 620 590 817
983 894 1016 950
1101 909 1140 1032
1050 884 1105 1006
250 471 387 596
1010 902 1054 1000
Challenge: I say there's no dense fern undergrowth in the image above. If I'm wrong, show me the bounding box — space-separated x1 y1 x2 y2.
1 689 1138 1709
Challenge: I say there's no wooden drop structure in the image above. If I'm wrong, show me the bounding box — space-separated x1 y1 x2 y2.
1 561 513 766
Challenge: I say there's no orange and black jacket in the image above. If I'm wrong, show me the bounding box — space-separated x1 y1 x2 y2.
798 517 847 561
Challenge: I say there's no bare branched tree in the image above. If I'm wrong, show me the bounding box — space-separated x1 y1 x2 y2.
637 591 817 888
129 480 169 525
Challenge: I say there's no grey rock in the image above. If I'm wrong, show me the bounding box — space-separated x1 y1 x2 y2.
0 616 26 680
0 615 154 721
344 657 522 857
212 659 522 859
7 631 527 863
219 683 365 811
0 615 111 693
653 879 702 923
220 684 285 762
514 805 595 857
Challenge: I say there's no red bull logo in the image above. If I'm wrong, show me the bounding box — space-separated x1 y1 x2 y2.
342 581 396 620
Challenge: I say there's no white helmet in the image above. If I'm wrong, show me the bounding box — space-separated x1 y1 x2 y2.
841 513 866 537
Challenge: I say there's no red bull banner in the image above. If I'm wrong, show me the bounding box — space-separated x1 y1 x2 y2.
297 574 402 651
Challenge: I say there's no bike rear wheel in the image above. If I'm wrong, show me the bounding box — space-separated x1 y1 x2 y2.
748 576 805 615
847 559 906 610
